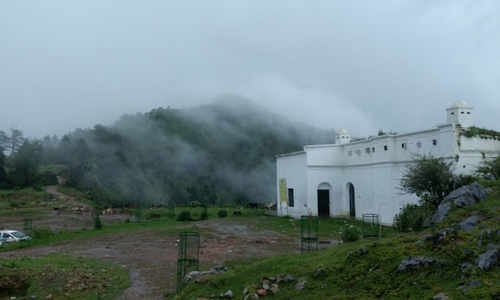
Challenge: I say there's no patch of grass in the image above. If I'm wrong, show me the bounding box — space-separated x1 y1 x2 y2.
177 225 500 300
0 254 129 299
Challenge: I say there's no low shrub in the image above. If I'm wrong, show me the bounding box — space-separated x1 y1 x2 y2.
200 211 209 220
177 210 193 221
393 203 434 232
341 226 361 243
93 210 103 230
31 227 56 239
218 210 228 218
33 184 42 191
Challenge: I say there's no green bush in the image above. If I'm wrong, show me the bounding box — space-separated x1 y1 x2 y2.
341 226 361 243
93 210 103 230
33 184 42 191
177 210 193 221
393 203 434 232
31 227 56 239
218 210 228 218
199 211 209 220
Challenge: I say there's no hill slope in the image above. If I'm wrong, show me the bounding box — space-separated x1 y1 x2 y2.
176 179 500 300
52 95 332 207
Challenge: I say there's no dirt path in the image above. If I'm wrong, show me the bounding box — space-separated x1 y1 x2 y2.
0 187 301 299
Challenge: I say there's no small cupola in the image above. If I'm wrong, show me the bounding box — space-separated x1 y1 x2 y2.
446 101 474 127
335 128 351 144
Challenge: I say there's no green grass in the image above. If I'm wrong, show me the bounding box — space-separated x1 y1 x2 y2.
173 180 500 300
0 254 129 299
2 180 500 299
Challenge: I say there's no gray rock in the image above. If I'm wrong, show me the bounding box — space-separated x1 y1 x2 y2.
357 247 367 255
487 243 499 251
486 187 494 193
474 249 500 271
424 201 452 227
483 173 496 181
459 216 479 232
262 283 270 290
294 279 306 291
460 262 472 273
468 182 488 200
416 241 424 247
486 229 493 239
432 292 449 300
314 268 323 277
453 195 476 207
469 279 482 287
443 186 470 203
225 290 234 298
282 274 294 282
211 265 227 274
397 256 436 273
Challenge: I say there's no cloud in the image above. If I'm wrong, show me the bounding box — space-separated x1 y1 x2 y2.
0 0 499 139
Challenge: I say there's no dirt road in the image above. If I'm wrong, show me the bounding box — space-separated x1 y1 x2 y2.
0 187 300 299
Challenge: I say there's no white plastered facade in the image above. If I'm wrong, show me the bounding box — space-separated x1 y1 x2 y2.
276 102 500 225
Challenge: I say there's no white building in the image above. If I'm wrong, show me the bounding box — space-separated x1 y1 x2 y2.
276 101 500 225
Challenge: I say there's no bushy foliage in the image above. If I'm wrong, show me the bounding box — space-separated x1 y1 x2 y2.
199 211 209 220
93 210 103 230
399 154 455 208
177 210 193 221
462 126 500 138
393 203 434 232
9 139 43 188
218 210 228 218
477 155 500 179
31 227 56 239
341 226 361 243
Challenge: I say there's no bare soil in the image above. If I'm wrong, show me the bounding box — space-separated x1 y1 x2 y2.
0 187 302 299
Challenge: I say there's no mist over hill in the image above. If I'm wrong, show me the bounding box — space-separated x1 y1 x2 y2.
52 95 332 207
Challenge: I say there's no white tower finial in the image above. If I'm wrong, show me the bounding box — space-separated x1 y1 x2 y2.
335 128 351 144
446 101 474 127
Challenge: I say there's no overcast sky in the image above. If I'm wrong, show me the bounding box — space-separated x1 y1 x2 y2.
1 0 499 140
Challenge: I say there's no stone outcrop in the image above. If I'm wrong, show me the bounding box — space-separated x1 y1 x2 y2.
474 249 500 271
397 256 436 273
459 216 480 232
424 182 488 227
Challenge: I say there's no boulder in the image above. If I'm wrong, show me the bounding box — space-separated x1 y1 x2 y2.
459 216 479 232
468 182 488 200
474 249 500 271
443 186 472 203
482 173 496 181
424 202 451 227
397 256 436 273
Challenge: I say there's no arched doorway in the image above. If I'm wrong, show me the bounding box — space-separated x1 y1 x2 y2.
317 183 331 218
349 183 356 218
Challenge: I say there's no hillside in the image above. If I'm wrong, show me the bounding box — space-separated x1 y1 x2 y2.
47 95 332 207
175 178 500 299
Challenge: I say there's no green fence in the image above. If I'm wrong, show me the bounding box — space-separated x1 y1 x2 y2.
362 213 379 238
301 216 319 253
23 218 33 236
176 232 200 290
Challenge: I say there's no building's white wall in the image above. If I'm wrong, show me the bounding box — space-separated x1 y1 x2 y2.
276 152 308 218
305 145 344 166
460 136 500 153
276 106 500 225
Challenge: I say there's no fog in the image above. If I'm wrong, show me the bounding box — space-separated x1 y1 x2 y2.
1 1 499 139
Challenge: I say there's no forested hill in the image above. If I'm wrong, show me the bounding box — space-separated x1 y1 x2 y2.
47 96 332 207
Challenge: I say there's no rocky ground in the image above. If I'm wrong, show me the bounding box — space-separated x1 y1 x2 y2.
0 187 302 299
